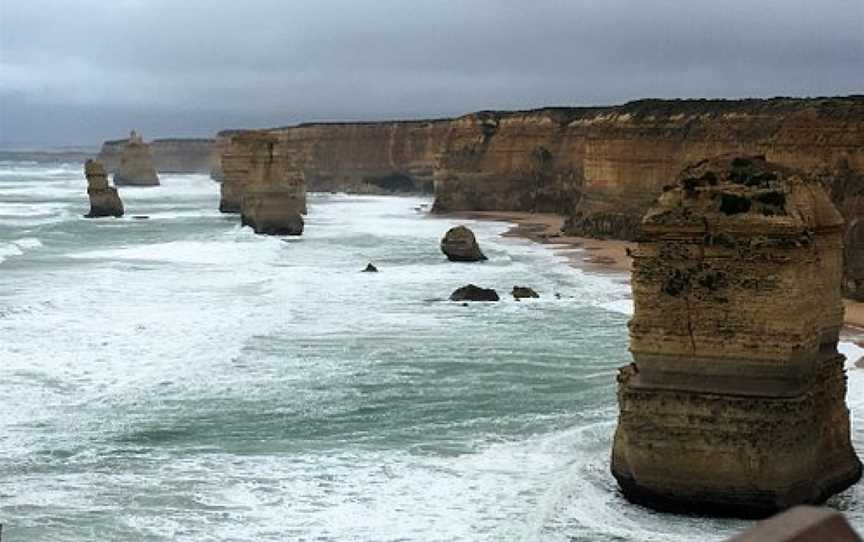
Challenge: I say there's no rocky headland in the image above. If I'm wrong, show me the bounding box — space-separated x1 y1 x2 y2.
215 96 864 297
83 159 124 218
611 155 862 517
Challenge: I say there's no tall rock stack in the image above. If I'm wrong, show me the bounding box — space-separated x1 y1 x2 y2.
226 131 306 235
611 155 861 517
114 131 160 186
219 131 259 213
84 159 124 218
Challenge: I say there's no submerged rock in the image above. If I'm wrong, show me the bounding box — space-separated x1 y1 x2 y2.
449 284 499 302
84 159 124 218
511 286 539 300
441 226 487 262
611 155 862 517
113 131 160 186
362 263 378 272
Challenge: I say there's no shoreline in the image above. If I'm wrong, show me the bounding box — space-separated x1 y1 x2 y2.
449 210 633 274
446 210 864 330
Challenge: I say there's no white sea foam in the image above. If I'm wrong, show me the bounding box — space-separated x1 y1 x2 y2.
4 163 862 541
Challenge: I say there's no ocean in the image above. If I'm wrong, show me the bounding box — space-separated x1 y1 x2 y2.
1 161 863 541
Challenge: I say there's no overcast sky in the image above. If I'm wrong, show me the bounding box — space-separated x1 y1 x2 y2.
1 0 862 147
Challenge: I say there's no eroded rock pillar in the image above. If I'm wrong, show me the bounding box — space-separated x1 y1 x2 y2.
84 159 124 218
611 155 861 517
228 132 306 235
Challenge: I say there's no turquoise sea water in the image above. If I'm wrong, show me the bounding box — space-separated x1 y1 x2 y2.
1 161 863 541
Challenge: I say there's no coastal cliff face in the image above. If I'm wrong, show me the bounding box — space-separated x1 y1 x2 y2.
98 137 215 174
432 98 864 235
431 97 864 297
217 97 864 294
218 121 449 211
611 155 861 517
271 120 450 193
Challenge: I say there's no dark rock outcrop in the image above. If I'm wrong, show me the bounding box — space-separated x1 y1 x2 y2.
440 226 487 262
449 284 499 302
611 155 861 517
362 263 378 272
512 286 539 299
113 131 160 186
83 159 124 218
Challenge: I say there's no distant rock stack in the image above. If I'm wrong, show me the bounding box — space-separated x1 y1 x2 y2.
234 132 306 235
84 159 124 218
113 131 160 186
611 155 861 517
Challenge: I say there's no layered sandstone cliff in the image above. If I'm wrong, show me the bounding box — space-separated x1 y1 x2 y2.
217 120 450 209
84 159 124 218
611 155 861 517
217 97 864 294
225 131 306 235
98 136 216 174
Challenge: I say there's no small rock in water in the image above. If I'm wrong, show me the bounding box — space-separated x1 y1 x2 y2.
132 215 150 220
362 262 378 272
512 286 539 300
440 225 487 262
449 284 499 302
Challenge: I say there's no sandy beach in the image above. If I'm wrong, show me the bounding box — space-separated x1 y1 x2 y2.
451 210 864 330
451 211 633 273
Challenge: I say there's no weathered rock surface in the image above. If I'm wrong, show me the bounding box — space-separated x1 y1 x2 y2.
84 159 124 218
113 131 160 186
611 155 862 517
440 226 487 262
232 132 306 236
449 284 499 302
725 506 862 542
217 97 864 296
98 137 215 174
512 286 539 299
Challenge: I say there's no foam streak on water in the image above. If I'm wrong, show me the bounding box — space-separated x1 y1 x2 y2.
1 162 863 541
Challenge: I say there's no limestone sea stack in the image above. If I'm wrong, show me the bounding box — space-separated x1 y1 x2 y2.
441 225 487 261
113 131 159 186
219 130 259 213
235 132 306 236
84 159 124 218
611 155 862 517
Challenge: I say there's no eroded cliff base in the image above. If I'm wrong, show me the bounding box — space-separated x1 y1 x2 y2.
612 357 862 518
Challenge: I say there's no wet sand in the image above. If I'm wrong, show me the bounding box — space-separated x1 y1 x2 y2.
451 211 633 273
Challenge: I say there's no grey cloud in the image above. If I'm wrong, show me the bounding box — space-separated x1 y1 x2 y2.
1 0 862 147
